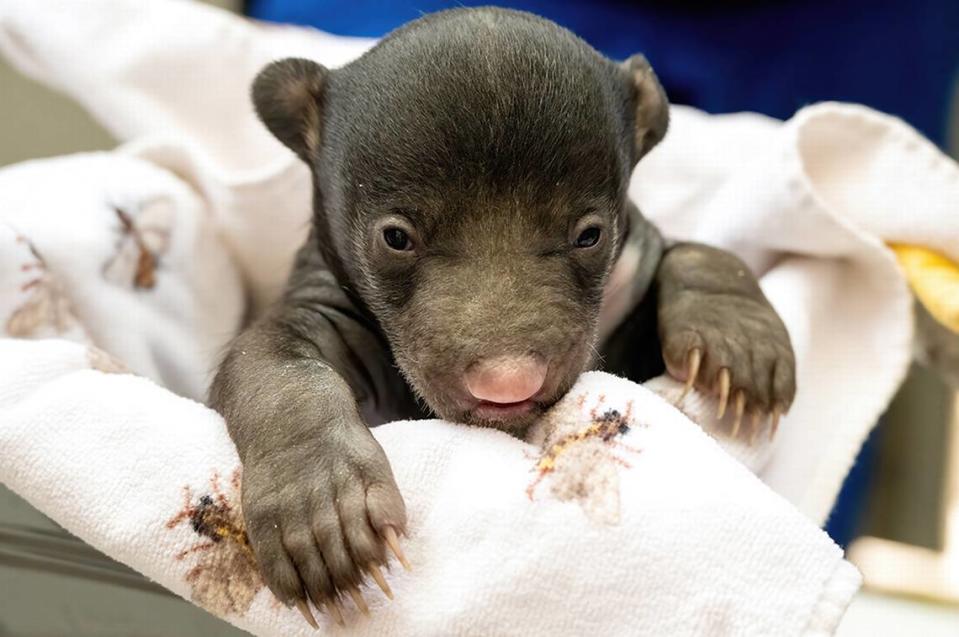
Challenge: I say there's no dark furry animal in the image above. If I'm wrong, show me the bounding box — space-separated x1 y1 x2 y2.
209 7 795 620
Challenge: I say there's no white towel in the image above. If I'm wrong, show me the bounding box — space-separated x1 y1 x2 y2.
0 336 861 636
3 0 959 634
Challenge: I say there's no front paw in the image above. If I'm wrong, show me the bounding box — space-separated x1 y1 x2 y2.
659 290 796 442
241 428 408 626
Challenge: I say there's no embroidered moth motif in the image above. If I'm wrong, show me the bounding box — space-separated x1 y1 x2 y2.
166 469 263 616
527 394 641 525
6 235 84 339
103 200 172 289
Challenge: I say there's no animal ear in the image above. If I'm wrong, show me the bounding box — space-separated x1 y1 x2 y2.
621 54 669 163
251 58 330 162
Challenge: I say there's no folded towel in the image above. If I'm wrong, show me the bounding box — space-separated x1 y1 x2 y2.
0 336 861 636
629 101 959 516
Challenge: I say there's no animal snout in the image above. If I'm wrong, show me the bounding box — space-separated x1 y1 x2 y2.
464 355 548 404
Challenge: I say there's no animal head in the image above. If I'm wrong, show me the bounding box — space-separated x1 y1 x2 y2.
252 8 668 432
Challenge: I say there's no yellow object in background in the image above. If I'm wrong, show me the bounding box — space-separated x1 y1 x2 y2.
890 244 959 334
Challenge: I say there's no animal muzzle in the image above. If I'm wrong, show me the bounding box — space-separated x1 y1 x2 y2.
464 354 548 405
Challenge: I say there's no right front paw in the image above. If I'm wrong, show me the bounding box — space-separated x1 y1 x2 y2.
241 433 409 626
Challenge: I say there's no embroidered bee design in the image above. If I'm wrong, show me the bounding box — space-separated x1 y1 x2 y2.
527 394 642 524
166 469 263 616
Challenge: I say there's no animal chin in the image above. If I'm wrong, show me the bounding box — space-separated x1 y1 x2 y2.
451 396 550 433
472 399 539 422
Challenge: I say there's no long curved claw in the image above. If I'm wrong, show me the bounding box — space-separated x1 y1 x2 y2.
731 391 746 438
770 405 782 439
383 526 411 572
368 563 393 599
716 368 731 419
348 587 370 616
679 348 702 402
296 599 319 630
326 599 346 627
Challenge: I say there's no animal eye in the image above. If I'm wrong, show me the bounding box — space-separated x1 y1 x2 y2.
382 227 413 251
574 227 602 248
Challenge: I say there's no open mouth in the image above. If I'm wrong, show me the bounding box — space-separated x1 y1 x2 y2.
471 399 538 421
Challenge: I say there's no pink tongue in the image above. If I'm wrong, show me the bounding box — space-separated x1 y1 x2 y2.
465 355 547 404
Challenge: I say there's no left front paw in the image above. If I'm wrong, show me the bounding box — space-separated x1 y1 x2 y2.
659 290 796 442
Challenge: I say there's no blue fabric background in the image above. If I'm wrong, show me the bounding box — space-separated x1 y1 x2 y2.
247 0 959 147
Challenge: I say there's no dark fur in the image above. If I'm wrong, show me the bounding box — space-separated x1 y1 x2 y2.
210 7 795 610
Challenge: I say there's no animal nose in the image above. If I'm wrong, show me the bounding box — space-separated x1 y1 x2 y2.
464 355 548 404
